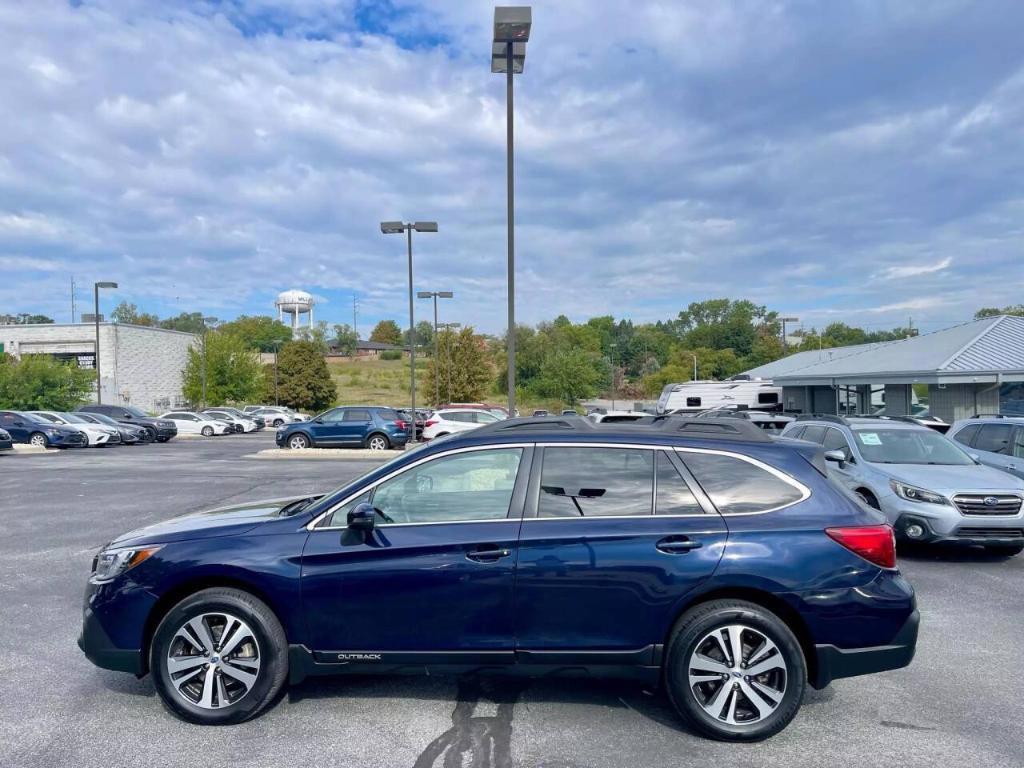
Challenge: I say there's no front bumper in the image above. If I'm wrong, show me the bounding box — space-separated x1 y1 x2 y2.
79 605 144 675
882 494 1024 545
154 426 177 440
53 432 88 448
812 608 919 688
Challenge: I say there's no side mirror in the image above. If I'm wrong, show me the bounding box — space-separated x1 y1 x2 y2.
347 502 376 532
823 449 847 468
969 453 981 463
313 417 323 424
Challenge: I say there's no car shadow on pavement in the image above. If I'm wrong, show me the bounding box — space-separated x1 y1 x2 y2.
896 542 1021 563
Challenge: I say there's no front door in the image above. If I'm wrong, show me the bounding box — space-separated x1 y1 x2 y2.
514 446 727 660
0 412 29 442
311 407 348 445
301 446 532 661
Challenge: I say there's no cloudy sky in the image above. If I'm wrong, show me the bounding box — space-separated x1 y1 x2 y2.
1 0 1022 336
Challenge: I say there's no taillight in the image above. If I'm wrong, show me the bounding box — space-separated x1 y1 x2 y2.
825 525 896 569
425 419 438 427
394 420 407 429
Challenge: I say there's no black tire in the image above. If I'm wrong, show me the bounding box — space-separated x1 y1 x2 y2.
287 433 310 450
150 587 288 725
29 432 48 448
365 433 390 451
664 599 807 742
856 489 880 510
272 419 284 428
986 543 1024 557
201 426 214 437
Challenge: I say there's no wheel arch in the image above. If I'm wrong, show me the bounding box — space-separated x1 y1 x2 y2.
364 430 391 446
141 575 285 675
663 586 818 685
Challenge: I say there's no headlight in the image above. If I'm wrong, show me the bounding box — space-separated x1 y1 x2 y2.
890 480 948 505
90 546 161 584
45 428 60 435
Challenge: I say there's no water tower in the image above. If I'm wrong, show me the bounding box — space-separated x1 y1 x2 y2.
275 289 315 330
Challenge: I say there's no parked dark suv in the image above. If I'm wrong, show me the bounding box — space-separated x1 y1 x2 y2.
78 404 177 442
276 406 409 450
79 416 916 740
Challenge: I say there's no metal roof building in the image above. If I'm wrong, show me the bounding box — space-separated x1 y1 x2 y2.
744 315 1024 422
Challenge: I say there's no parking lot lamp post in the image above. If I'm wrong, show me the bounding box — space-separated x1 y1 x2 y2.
492 6 531 417
381 221 438 442
200 317 219 409
418 290 454 405
780 316 799 354
93 281 117 403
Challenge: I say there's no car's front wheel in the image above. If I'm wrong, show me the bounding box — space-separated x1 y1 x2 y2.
29 432 48 448
150 588 288 725
272 419 284 428
366 434 390 451
665 599 806 742
201 426 214 437
287 434 310 450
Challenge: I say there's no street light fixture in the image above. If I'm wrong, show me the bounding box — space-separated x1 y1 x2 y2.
93 281 118 404
381 220 439 441
417 290 454 406
780 316 800 354
492 5 531 418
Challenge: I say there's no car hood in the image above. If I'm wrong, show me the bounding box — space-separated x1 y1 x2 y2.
881 463 1024 493
107 495 317 548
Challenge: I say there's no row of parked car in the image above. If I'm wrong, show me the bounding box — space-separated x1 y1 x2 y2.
0 404 311 450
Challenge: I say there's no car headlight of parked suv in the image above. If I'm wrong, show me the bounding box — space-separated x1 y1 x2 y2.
90 545 162 584
890 480 948 505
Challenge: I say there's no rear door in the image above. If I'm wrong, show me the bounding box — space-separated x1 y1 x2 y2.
340 408 373 444
513 445 727 661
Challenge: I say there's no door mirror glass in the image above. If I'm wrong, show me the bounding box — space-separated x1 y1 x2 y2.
347 502 376 531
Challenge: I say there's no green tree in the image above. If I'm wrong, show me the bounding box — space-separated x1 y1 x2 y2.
975 305 1024 319
294 321 331 353
110 301 159 326
405 320 434 352
0 354 95 410
275 340 337 411
427 327 494 404
369 319 402 345
217 315 292 352
181 331 264 406
332 323 358 356
160 312 210 334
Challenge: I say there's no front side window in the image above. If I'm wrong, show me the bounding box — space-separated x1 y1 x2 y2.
371 448 523 524
656 452 703 515
1014 428 1024 459
538 447 653 518
681 451 805 514
800 425 826 444
822 428 851 458
974 424 1013 456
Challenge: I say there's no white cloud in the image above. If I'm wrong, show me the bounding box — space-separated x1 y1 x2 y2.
877 256 953 280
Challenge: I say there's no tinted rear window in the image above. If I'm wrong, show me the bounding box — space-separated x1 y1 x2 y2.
378 409 399 421
539 447 653 518
680 451 805 514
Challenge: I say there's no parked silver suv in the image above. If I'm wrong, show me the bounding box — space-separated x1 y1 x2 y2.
947 415 1024 481
781 415 1024 555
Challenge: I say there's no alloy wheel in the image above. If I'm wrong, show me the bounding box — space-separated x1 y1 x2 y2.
29 433 47 448
368 435 388 451
288 435 309 450
687 624 787 726
166 612 261 710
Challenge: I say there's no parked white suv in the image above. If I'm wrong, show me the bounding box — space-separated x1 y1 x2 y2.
422 408 501 440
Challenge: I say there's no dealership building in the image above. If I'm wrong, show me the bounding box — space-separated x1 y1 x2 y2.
744 314 1024 422
0 323 198 413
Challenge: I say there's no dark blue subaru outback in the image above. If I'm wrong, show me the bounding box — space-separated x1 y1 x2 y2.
79 416 917 741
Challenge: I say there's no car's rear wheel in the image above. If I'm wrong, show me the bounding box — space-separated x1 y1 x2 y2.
986 543 1024 556
201 426 214 437
29 432 47 448
366 434 390 451
665 600 806 742
150 588 288 725
288 434 310 450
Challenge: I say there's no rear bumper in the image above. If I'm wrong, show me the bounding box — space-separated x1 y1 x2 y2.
0 438 12 451
811 608 919 688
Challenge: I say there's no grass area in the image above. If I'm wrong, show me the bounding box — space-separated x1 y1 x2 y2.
327 357 580 413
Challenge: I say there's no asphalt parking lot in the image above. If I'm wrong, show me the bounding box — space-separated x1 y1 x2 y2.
1 433 1022 768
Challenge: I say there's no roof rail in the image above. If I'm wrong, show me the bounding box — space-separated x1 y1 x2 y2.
667 417 772 442
794 414 849 425
468 414 772 443
971 413 1006 419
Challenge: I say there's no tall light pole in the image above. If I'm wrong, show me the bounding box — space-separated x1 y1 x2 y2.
381 220 438 441
780 316 799 354
418 291 454 406
200 316 219 409
492 6 531 417
93 281 117 403
440 322 462 402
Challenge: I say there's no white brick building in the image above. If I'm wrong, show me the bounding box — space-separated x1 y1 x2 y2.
0 323 198 413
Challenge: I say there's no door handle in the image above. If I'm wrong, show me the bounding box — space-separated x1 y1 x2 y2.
656 536 702 554
466 545 513 563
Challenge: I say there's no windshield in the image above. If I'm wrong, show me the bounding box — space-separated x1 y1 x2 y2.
62 413 91 424
22 412 51 424
123 406 149 418
853 428 973 465
90 413 117 426
32 413 60 423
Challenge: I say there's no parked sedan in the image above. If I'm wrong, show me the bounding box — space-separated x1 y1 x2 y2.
159 412 232 437
75 412 149 444
421 408 501 440
276 406 408 450
204 410 258 433
0 411 88 448
78 404 178 442
207 407 264 430
249 407 301 427
30 411 120 447
0 427 12 452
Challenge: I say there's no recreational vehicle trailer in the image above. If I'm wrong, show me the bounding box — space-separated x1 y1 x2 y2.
656 377 783 414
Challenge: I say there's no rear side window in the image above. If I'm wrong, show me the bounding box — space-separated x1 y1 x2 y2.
975 424 1013 455
680 451 805 514
952 424 979 447
344 409 371 422
539 447 653 517
656 452 703 515
378 408 400 421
